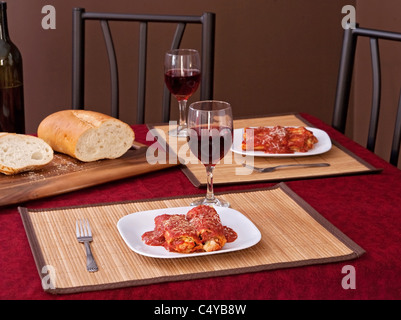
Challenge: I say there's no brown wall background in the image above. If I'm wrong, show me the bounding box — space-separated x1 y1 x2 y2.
6 0 351 132
16 0 401 165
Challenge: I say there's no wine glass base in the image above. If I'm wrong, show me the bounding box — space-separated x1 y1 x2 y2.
190 197 230 208
168 127 188 138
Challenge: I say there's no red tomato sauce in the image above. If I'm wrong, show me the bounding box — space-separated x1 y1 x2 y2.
223 226 238 243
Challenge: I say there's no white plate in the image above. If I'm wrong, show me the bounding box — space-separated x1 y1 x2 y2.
231 127 332 157
117 206 261 259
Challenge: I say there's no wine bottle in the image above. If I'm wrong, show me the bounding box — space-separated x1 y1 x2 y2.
0 1 24 133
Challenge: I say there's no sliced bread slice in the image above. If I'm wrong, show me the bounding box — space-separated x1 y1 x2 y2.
0 133 54 175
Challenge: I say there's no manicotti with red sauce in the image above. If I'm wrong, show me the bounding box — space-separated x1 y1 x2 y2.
242 126 318 154
142 205 237 253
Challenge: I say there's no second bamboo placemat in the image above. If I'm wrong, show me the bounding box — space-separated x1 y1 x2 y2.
148 114 380 187
19 183 364 294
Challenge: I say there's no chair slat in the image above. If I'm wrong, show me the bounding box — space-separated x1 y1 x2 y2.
332 28 357 134
100 20 119 119
390 90 401 166
367 37 381 152
137 22 147 124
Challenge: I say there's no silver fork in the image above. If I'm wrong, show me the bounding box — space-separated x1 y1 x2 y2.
242 162 330 173
76 219 98 272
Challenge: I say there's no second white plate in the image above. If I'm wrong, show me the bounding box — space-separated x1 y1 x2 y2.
231 127 332 157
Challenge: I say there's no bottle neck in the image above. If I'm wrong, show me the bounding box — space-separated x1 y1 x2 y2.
0 2 10 41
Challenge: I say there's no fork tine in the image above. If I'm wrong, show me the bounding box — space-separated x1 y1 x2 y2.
82 219 89 237
82 219 87 236
86 219 92 237
80 219 85 236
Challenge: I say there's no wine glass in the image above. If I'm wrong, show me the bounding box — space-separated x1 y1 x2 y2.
164 49 201 137
187 100 233 207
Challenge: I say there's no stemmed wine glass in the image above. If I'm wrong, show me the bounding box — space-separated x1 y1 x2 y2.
187 100 233 207
164 49 201 137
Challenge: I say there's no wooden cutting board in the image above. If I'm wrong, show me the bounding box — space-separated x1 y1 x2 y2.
0 143 178 207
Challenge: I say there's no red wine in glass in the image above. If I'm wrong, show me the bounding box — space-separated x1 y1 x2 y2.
164 49 201 137
187 100 233 207
164 68 201 101
187 125 233 166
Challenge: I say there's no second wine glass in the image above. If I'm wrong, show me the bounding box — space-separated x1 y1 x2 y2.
164 49 201 137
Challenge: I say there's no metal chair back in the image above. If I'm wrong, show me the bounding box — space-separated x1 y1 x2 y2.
332 25 401 166
72 8 215 124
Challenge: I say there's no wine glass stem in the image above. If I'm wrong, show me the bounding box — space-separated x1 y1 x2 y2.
205 165 216 202
178 99 187 130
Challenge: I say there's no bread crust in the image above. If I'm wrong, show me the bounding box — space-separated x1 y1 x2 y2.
37 110 135 161
0 162 48 175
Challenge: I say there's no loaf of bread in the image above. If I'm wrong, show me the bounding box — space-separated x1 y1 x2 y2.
37 110 135 162
0 133 54 175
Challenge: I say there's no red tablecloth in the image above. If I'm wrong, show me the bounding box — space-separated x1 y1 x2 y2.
1 113 400 300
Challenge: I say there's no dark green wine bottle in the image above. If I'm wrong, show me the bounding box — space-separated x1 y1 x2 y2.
0 1 24 133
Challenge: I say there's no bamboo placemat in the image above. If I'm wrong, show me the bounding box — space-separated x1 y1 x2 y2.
148 114 380 187
19 183 364 294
